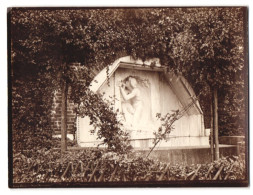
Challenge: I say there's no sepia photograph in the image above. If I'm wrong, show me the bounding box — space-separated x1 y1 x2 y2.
8 7 248 188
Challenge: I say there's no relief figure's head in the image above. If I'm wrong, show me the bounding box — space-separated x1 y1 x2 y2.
124 76 138 89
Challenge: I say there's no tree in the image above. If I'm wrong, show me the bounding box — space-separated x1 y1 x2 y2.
10 9 133 154
10 8 246 158
161 8 246 160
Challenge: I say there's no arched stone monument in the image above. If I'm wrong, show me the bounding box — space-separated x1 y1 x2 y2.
77 56 209 148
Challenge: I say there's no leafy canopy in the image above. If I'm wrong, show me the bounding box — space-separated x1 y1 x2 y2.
10 8 246 152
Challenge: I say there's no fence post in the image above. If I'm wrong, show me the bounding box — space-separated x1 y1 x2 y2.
158 164 170 181
109 164 118 182
213 165 224 180
61 79 68 156
88 161 99 182
210 99 214 162
213 88 219 160
190 165 201 180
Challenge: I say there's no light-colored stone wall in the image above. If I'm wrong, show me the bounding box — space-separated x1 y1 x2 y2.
77 66 208 147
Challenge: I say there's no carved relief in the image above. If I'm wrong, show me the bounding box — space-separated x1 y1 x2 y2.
118 75 153 133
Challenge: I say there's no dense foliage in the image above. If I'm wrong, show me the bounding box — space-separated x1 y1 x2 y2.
10 8 247 154
11 74 57 151
69 79 131 153
163 8 246 136
13 146 245 184
10 9 132 152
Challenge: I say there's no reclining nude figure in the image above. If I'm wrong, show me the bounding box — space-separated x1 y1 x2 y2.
119 76 143 129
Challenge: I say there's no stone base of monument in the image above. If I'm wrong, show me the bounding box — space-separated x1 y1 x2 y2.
70 142 238 165
136 145 238 165
130 136 209 148
77 136 210 148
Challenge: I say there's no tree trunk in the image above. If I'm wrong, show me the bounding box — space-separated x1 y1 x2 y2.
210 99 214 162
213 88 219 160
61 80 68 155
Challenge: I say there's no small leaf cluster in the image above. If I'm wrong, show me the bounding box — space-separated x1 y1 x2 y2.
153 110 179 143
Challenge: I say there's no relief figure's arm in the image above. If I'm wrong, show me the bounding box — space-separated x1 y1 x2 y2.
120 87 137 101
